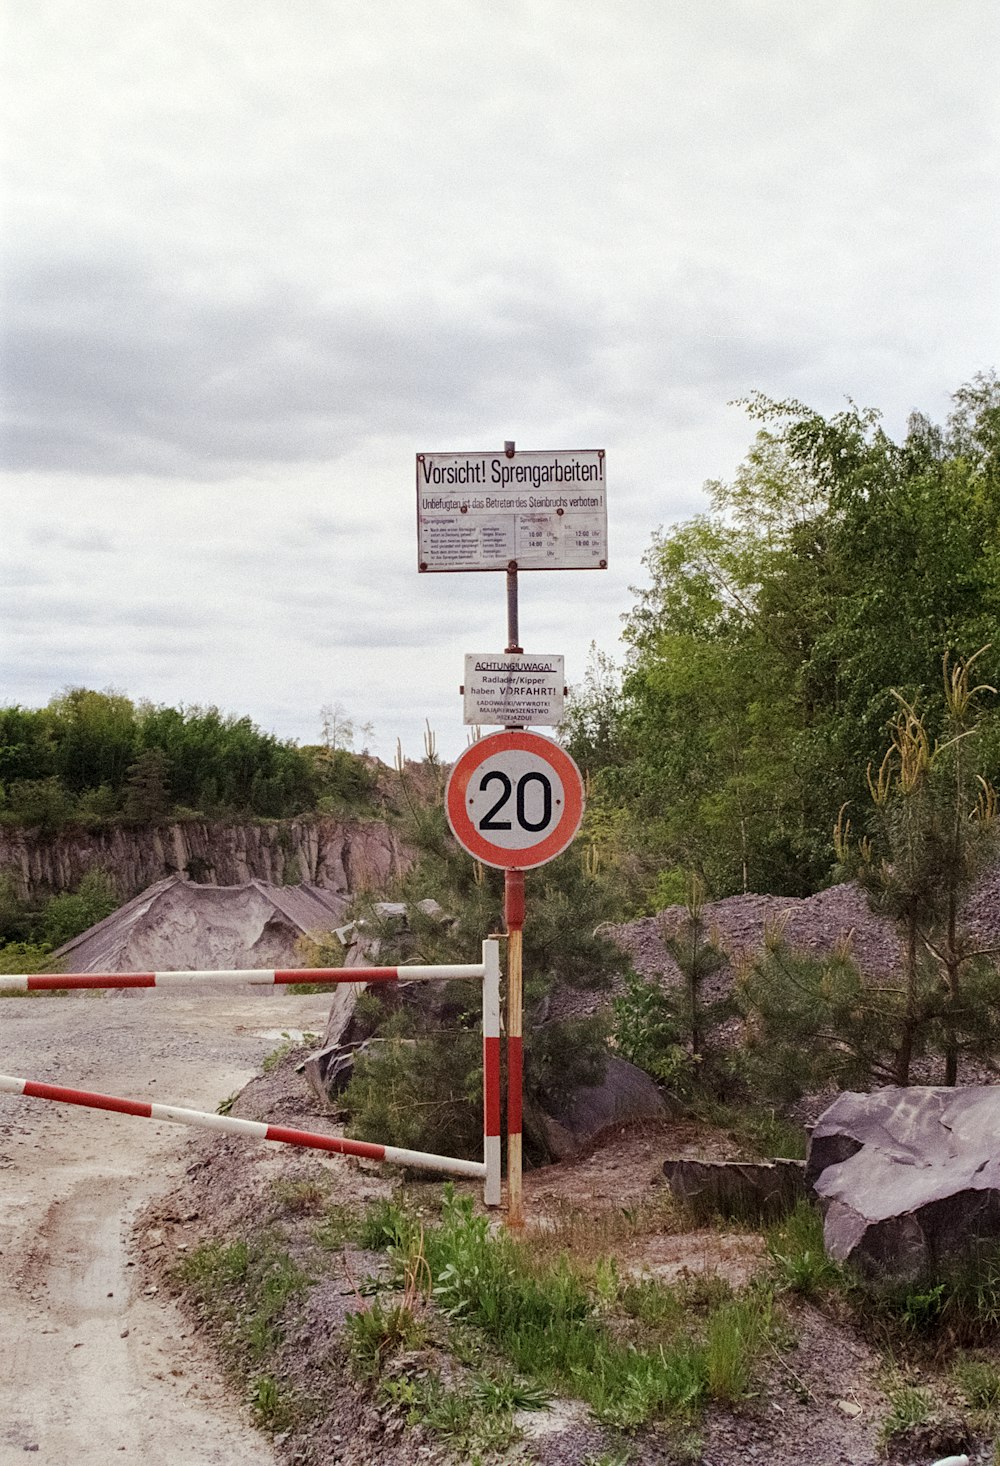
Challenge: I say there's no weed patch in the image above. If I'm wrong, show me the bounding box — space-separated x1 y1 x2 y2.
363 1187 778 1429
248 1372 307 1433
262 1037 297 1074
379 1368 525 1456
954 1352 1000 1413
313 1201 363 1250
268 1176 329 1216
879 1378 934 1448
521 1193 685 1270
176 1233 311 1366
346 1300 428 1377
765 1201 843 1297
855 1242 1000 1349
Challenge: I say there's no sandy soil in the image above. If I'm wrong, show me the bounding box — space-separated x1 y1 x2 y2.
0 985 331 1466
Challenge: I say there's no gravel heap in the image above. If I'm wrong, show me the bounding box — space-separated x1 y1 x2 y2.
613 861 1000 993
552 861 1000 1026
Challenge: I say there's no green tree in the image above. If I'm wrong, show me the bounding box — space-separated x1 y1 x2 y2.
0 705 58 786
567 373 1000 902
735 931 895 1101
339 764 621 1163
738 652 1000 1095
661 875 727 1075
835 652 1000 1085
41 869 120 948
47 688 138 793
4 777 77 832
122 748 172 822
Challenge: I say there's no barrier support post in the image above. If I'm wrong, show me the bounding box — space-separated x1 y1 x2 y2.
482 938 502 1206
505 869 525 1228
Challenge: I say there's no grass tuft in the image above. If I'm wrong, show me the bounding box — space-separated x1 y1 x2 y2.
345 1299 427 1377
765 1200 842 1297
878 1378 934 1449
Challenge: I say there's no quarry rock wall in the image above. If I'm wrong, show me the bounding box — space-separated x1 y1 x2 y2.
0 817 410 900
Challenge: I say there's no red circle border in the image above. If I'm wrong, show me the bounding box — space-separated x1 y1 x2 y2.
445 731 585 870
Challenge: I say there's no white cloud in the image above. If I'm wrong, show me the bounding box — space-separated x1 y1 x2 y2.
2 1 998 757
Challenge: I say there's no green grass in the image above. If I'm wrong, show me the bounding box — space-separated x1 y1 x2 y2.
346 1299 428 1377
176 1233 312 1364
313 1201 364 1250
765 1200 843 1297
704 1293 772 1403
171 1167 1000 1461
954 1353 1000 1413
262 1037 296 1074
379 1369 524 1456
248 1373 304 1433
268 1176 328 1215
687 1096 808 1161
362 1187 777 1430
855 1242 1000 1348
878 1378 934 1449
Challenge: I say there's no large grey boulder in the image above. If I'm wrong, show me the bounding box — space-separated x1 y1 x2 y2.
807 1087 1000 1280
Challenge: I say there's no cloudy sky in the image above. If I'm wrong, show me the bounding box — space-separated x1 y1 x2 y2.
2 2 998 761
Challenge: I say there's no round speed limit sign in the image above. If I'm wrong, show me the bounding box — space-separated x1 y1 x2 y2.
445 730 585 870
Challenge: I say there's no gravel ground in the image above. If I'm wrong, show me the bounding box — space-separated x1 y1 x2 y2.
611 864 1000 999
6 863 1000 1465
0 983 331 1465
136 1061 954 1466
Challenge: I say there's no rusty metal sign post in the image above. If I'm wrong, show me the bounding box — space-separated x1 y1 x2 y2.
419 439 605 1227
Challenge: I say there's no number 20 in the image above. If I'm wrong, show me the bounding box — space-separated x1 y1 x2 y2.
479 771 553 833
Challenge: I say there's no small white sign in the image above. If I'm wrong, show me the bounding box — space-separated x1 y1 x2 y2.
417 449 607 573
464 653 565 728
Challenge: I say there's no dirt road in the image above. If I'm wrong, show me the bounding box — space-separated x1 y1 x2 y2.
0 985 332 1466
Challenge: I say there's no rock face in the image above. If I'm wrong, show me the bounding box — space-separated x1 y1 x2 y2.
663 1158 806 1222
807 1087 1000 1280
0 817 410 901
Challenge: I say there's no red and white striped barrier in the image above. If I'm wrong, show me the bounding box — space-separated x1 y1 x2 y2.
0 1074 487 1180
0 940 503 1206
0 963 483 992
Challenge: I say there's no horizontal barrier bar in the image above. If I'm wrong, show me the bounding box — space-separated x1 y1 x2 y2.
0 1073 487 1180
0 962 486 993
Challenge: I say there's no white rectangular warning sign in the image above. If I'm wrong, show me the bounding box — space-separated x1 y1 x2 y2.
417 449 607 572
464 653 565 728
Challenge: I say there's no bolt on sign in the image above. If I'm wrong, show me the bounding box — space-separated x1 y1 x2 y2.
416 449 607 572
463 653 565 728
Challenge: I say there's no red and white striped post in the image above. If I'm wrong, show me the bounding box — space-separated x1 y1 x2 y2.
0 940 503 1207
504 868 525 1228
482 937 502 1206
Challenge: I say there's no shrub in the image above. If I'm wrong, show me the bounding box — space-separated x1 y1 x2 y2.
3 777 77 832
612 967 693 1090
343 1028 485 1161
40 869 119 948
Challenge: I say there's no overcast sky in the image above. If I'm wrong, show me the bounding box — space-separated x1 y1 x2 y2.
2 1 998 761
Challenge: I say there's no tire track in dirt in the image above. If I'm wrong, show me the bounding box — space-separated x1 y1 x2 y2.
0 987 330 1465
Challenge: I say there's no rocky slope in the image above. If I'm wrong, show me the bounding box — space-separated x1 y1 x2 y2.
0 816 411 902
